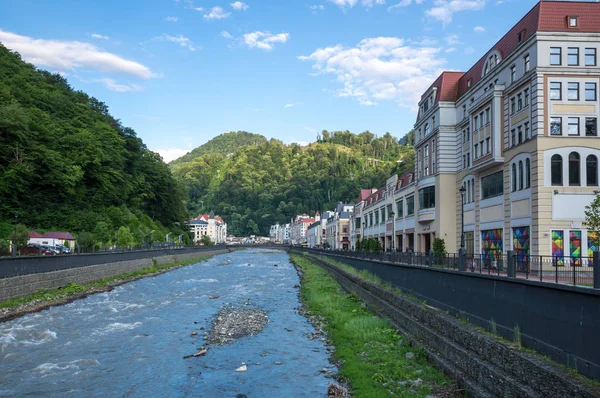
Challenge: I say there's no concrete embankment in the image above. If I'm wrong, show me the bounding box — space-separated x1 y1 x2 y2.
0 249 228 302
298 252 600 398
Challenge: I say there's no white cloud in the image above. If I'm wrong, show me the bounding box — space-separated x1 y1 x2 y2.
0 29 157 79
327 0 386 8
243 31 289 51
473 25 485 32
221 31 233 39
444 34 460 45
387 0 423 11
165 16 178 22
284 102 303 108
154 148 190 163
204 6 231 19
464 46 475 54
299 36 446 108
91 33 109 40
426 0 485 25
163 34 196 51
231 1 249 11
309 4 325 11
98 78 142 92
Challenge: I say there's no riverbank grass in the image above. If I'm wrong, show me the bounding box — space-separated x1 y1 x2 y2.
0 256 211 310
291 254 454 398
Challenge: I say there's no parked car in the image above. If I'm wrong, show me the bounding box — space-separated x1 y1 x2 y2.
19 244 56 256
43 245 60 255
55 244 71 254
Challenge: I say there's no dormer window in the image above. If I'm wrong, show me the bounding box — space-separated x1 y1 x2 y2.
568 16 578 28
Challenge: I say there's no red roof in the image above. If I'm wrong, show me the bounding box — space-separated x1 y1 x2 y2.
395 169 415 191
356 188 376 204
28 231 43 238
423 1 600 105
42 232 75 240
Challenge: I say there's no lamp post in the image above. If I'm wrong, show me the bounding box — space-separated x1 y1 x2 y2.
12 214 17 258
459 186 467 271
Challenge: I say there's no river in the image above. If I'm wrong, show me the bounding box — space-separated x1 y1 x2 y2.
0 249 336 397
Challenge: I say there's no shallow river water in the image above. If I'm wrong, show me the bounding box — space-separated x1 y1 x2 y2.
0 249 335 397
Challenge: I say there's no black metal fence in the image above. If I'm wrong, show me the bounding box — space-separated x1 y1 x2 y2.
301 248 597 287
0 245 226 279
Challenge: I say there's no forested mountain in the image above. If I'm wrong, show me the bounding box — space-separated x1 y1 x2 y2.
170 131 267 166
0 44 188 247
172 130 414 236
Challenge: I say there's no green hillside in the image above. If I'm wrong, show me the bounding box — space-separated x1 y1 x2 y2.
0 44 189 247
170 131 267 165
172 130 414 236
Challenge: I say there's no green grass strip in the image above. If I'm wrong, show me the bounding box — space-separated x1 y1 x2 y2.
0 256 212 310
291 253 454 398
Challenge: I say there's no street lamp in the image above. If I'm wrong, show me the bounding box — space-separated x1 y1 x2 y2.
459 186 466 249
459 185 466 271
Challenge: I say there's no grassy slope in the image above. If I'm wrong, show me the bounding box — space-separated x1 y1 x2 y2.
291 253 455 398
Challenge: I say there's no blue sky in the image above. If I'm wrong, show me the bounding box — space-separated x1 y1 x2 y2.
1 0 538 161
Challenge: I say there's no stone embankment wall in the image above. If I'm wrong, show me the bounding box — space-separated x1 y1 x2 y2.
298 253 600 397
0 249 227 302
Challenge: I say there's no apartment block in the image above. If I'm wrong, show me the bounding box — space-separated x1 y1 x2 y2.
411 0 600 263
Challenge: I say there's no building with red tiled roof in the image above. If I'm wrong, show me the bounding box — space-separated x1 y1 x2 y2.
28 231 76 249
411 0 600 258
189 211 227 244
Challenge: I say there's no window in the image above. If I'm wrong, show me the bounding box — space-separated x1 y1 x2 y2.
510 98 516 114
525 122 530 140
486 137 490 153
585 83 597 101
463 155 466 169
526 158 531 188
432 116 436 127
587 155 598 186
518 161 524 190
375 210 379 225
585 48 597 66
511 129 516 146
512 163 517 192
518 126 523 143
396 200 403 217
462 104 467 118
424 166 429 176
550 47 561 65
568 82 579 101
485 108 490 124
569 16 578 28
510 65 516 83
524 55 530 72
551 154 563 186
480 112 484 128
481 171 503 199
424 123 430 135
550 117 562 136
474 116 478 129
550 82 561 100
406 196 414 216
419 186 435 209
466 127 470 141
480 141 484 156
466 152 470 167
568 117 579 136
387 204 393 220
568 47 579 66
569 152 580 186
474 144 478 158
586 117 598 136
524 88 529 106
517 94 523 111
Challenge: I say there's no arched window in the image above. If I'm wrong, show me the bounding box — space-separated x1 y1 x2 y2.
551 154 563 186
512 163 517 192
525 158 531 188
569 152 580 186
518 161 524 190
587 155 598 186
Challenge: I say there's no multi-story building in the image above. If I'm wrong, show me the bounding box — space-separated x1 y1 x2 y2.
361 170 417 251
411 0 600 263
289 213 317 245
325 204 353 250
189 211 227 244
350 189 378 250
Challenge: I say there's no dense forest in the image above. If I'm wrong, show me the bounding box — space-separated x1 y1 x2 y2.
0 44 189 248
171 130 414 236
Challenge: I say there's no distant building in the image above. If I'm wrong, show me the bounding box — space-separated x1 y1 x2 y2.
189 211 227 244
28 231 76 249
350 189 378 250
326 205 353 250
289 213 316 245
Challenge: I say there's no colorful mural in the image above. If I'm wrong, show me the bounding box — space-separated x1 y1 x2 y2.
481 229 503 267
588 231 597 266
551 230 564 266
512 227 530 272
570 230 582 266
